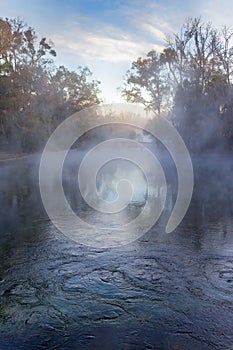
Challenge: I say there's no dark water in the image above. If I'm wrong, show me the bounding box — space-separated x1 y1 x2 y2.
0 154 233 349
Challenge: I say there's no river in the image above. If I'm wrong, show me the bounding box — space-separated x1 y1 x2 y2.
0 153 233 349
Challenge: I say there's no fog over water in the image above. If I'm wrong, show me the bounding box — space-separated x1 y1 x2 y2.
0 134 233 349
1 8 233 349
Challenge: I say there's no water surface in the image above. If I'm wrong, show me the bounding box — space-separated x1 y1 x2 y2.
0 153 233 349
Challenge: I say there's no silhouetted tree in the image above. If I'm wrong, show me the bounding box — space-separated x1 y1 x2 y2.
122 17 233 152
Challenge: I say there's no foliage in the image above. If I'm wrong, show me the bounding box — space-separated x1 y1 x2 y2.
122 18 233 152
0 17 101 152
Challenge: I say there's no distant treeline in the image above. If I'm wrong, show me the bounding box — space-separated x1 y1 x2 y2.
1 17 233 153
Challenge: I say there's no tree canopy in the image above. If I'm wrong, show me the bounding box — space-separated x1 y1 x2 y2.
1 16 233 154
122 18 233 152
0 17 101 152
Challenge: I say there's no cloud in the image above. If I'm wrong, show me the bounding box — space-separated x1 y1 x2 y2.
142 23 166 41
201 0 233 28
51 25 164 64
0 0 177 65
118 1 179 34
2 0 217 103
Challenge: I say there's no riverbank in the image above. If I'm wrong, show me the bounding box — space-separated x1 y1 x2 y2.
0 148 232 164
0 152 34 162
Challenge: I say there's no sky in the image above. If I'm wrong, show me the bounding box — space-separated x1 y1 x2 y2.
0 0 233 103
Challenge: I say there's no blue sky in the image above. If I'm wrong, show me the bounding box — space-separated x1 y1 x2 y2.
0 0 232 102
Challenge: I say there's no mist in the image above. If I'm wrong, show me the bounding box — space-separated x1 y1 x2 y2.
1 12 233 350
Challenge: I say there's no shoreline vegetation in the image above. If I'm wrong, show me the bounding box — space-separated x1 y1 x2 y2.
0 152 31 161
0 146 232 163
1 17 233 155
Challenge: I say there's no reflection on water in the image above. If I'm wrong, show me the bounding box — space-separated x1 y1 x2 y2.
0 153 233 349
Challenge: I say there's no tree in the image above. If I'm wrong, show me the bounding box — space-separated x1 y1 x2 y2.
0 17 102 152
121 50 170 115
51 65 100 118
122 17 233 152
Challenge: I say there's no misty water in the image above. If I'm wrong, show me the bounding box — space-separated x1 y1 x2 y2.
1 151 233 350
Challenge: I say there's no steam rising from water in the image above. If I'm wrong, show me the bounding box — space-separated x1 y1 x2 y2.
39 103 193 248
96 160 147 204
